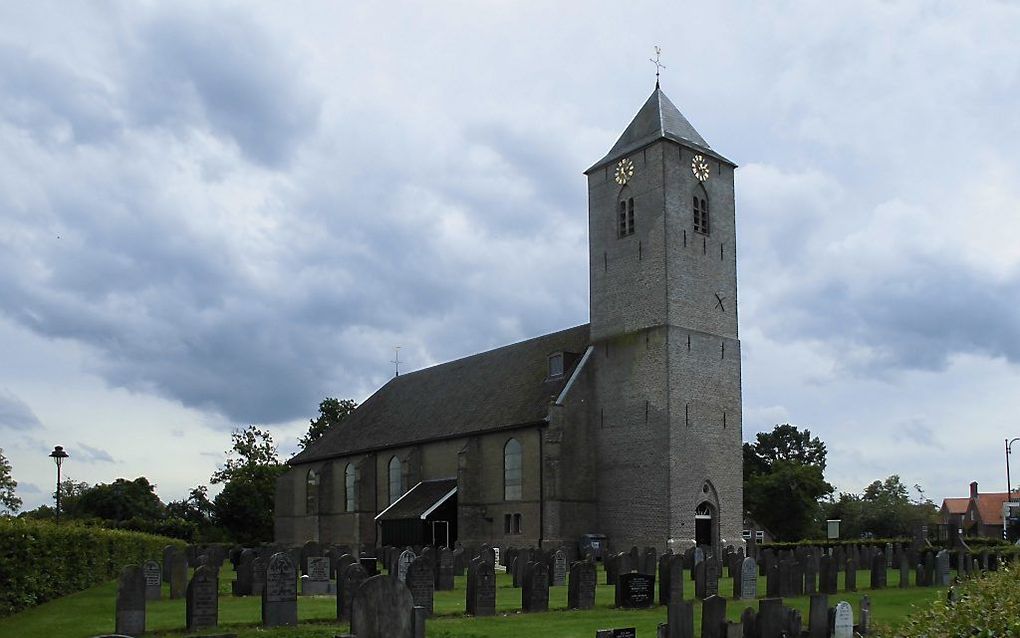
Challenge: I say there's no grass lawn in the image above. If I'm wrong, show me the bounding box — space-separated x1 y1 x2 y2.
0 562 949 638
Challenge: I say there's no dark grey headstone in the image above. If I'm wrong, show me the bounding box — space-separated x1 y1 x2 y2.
251 556 267 597
642 547 658 576
871 552 887 589
143 560 161 601
115 565 145 636
352 574 415 638
522 561 549 613
934 550 950 587
568 559 596 610
899 555 910 588
407 555 435 617
169 551 188 599
667 600 695 638
302 556 331 595
338 563 369 621
757 598 785 638
466 558 496 616
701 595 726 638
301 540 322 575
186 565 218 632
233 549 256 596
436 548 455 591
705 560 720 598
615 572 654 609
807 593 827 638
161 545 176 583
262 552 298 627
662 554 683 605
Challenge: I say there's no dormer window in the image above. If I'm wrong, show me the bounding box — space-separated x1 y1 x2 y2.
548 353 564 378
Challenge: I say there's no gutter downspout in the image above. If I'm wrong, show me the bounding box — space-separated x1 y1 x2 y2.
538 425 545 550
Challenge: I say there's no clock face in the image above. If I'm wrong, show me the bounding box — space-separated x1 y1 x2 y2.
692 155 710 182
614 158 635 185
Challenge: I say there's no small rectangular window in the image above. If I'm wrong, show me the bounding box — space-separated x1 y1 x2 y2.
513 513 522 534
548 353 564 377
627 198 635 235
504 514 512 534
756 531 764 542
742 530 752 540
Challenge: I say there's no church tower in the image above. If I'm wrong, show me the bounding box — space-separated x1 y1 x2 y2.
585 86 742 552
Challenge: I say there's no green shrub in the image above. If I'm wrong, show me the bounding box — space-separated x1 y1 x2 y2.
878 561 1020 637
760 537 911 551
0 517 185 617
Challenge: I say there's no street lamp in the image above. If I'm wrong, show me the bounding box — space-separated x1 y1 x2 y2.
48 446 69 523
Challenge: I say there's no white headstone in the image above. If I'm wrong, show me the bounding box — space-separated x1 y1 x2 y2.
397 549 415 583
694 547 705 566
833 601 854 638
493 547 503 572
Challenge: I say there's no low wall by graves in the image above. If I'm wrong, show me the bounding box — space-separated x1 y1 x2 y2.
0 518 186 617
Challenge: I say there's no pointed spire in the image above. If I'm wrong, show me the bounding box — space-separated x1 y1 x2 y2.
587 87 721 173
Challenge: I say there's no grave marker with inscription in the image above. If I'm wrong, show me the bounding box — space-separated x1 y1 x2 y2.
143 560 161 601
522 561 550 613
115 565 146 636
408 555 435 617
302 556 331 595
552 548 568 586
186 565 218 632
615 572 655 609
351 574 417 638
568 559 597 610
739 557 757 600
833 600 853 638
262 552 298 627
338 563 368 621
466 558 496 616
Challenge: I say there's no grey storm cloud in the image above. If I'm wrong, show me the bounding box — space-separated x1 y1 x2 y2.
0 389 42 430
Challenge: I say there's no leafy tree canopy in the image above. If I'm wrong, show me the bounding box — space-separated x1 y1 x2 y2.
211 425 282 485
0 448 21 515
823 474 938 539
299 397 358 450
743 423 828 476
76 476 164 523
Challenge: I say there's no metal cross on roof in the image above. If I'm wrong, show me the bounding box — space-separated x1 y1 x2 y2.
391 346 401 377
650 46 666 88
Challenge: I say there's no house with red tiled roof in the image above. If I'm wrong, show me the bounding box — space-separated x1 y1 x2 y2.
941 481 1020 538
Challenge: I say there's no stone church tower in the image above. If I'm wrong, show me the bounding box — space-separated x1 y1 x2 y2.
584 86 743 551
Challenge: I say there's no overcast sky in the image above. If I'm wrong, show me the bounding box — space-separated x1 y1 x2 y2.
2 1 1019 512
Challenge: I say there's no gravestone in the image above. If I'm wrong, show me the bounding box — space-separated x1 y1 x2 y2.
739 557 757 600
397 549 415 583
693 546 705 570
819 556 837 594
899 555 910 588
804 556 817 595
360 555 379 577
934 550 950 586
642 547 658 575
303 556 331 595
845 558 857 592
338 563 369 621
262 552 298 627
871 552 886 589
251 556 267 596
757 598 785 638
233 549 255 596
169 551 188 599
606 552 621 585
466 558 496 616
408 555 435 616
301 540 322 575
860 595 871 635
615 572 655 608
668 600 695 638
115 565 146 636
705 560 720 598
702 595 727 638
552 548 568 586
766 559 780 597
162 545 176 583
522 561 550 613
833 600 853 638
452 547 466 576
808 593 827 638
491 546 501 570
661 554 683 605
186 565 218 632
143 560 161 601
596 629 637 638
351 574 416 638
436 548 455 591
568 559 597 610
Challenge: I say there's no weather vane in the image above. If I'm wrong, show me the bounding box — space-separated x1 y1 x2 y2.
650 45 665 88
391 346 401 377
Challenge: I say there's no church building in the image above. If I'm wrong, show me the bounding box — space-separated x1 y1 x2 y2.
274 85 744 555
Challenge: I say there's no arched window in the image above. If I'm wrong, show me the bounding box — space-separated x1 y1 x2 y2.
504 438 522 501
344 463 357 512
693 188 710 235
305 469 319 515
388 456 403 505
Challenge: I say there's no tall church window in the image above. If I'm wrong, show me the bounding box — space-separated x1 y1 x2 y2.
618 197 635 238
693 191 710 235
306 469 319 515
548 353 564 378
504 438 522 501
388 456 403 505
344 463 357 512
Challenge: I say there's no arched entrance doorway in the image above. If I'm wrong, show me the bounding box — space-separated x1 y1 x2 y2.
695 502 715 550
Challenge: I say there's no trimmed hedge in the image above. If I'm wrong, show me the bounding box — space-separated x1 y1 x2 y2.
0 517 185 617
760 537 911 550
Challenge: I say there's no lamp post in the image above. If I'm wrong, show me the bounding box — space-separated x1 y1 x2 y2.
48 446 69 523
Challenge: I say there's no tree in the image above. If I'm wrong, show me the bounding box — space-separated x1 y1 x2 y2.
823 475 938 539
299 397 358 450
211 426 282 485
76 477 164 523
165 485 216 527
211 426 286 543
0 448 21 515
743 424 834 541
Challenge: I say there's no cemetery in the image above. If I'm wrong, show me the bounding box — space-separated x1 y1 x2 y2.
1 534 1015 637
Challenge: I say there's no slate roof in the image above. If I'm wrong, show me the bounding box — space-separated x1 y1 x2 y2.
289 324 591 464
587 86 734 173
376 478 458 521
